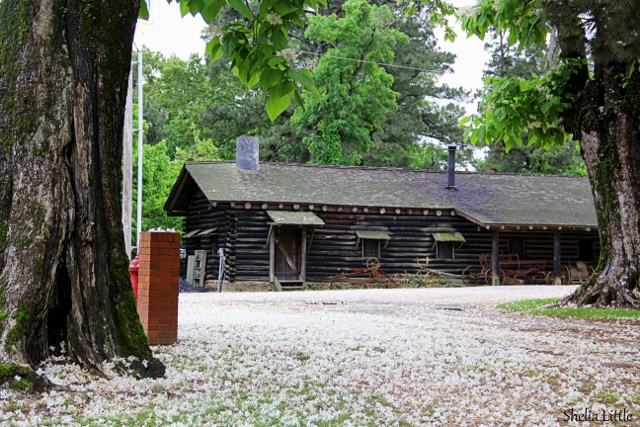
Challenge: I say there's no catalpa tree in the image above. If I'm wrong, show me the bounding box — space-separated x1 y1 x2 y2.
458 0 640 307
0 0 335 385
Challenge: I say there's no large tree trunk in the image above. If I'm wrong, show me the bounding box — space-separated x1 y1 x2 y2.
565 61 640 308
0 0 160 377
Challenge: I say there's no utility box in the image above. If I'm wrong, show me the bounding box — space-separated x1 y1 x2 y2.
187 250 207 287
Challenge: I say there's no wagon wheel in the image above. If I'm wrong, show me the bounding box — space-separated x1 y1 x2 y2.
527 270 547 285
462 266 483 287
366 257 380 270
484 268 506 286
545 271 556 286
561 265 573 285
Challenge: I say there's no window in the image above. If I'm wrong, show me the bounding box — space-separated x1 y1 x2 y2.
432 232 465 259
362 239 380 258
436 241 454 259
355 230 390 258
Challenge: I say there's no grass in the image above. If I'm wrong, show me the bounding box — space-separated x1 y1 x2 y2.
498 298 640 320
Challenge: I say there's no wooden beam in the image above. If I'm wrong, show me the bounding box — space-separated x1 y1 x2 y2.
301 228 307 282
492 231 500 286
554 231 562 285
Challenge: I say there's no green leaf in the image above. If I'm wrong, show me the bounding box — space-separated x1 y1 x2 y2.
541 101 553 114
268 56 285 67
206 38 223 61
266 89 292 121
271 30 287 50
228 0 254 20
180 0 190 17
260 67 285 90
188 0 205 15
494 107 507 121
138 0 149 20
274 2 298 15
477 125 486 143
276 80 295 97
201 0 225 23
287 68 314 89
293 89 305 110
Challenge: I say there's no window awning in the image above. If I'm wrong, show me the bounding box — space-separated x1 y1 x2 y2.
432 232 466 242
355 230 391 240
267 211 325 226
183 229 201 238
198 228 218 236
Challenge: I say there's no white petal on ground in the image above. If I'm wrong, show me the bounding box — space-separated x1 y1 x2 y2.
2 286 639 426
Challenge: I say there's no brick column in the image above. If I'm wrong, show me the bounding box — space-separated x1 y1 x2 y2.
137 231 180 345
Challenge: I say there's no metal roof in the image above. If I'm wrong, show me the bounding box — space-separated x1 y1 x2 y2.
355 230 391 240
166 161 597 228
267 210 325 226
432 232 466 242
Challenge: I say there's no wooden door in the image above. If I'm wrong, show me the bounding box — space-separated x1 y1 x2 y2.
274 228 301 280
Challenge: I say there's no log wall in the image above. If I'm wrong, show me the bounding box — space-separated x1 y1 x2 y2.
180 190 600 283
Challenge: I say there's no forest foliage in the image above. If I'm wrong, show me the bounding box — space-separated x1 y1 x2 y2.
132 0 590 232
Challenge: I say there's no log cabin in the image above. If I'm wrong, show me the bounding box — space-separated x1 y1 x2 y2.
165 138 599 288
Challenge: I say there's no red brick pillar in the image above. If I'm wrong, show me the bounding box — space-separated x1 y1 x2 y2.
137 231 180 345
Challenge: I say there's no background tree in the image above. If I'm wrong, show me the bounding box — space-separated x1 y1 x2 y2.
139 50 217 156
363 2 469 168
476 28 586 175
190 0 468 167
292 0 408 165
460 0 640 307
131 141 185 242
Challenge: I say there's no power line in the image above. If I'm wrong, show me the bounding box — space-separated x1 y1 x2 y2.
296 49 445 73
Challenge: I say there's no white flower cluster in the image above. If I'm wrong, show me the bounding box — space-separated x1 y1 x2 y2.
276 48 296 62
148 228 176 232
2 287 639 426
266 12 283 26
302 57 317 71
206 25 223 40
456 6 476 17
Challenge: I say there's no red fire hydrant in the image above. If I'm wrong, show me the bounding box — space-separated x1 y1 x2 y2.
129 255 139 304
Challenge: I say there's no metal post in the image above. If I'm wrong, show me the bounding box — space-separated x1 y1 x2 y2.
136 49 143 249
217 248 225 293
122 66 133 259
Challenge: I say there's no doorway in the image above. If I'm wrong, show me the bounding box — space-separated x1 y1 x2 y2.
270 227 308 283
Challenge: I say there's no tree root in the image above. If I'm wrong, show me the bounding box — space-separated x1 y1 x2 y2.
0 356 165 395
555 272 639 309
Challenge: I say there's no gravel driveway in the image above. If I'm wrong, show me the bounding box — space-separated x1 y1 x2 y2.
4 286 640 426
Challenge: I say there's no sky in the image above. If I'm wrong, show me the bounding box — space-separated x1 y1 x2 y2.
133 0 489 95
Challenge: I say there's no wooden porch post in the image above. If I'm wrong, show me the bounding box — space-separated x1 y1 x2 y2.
554 231 562 286
301 228 307 282
492 231 500 286
269 231 275 283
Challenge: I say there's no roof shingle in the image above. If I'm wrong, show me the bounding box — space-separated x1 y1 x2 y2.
167 161 597 228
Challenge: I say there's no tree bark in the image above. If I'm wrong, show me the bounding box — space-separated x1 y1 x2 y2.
564 61 640 308
0 0 160 376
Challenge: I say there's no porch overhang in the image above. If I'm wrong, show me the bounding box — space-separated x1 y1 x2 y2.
266 211 325 226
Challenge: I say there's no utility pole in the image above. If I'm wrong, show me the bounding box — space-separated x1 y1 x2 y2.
122 65 133 259
136 48 144 250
